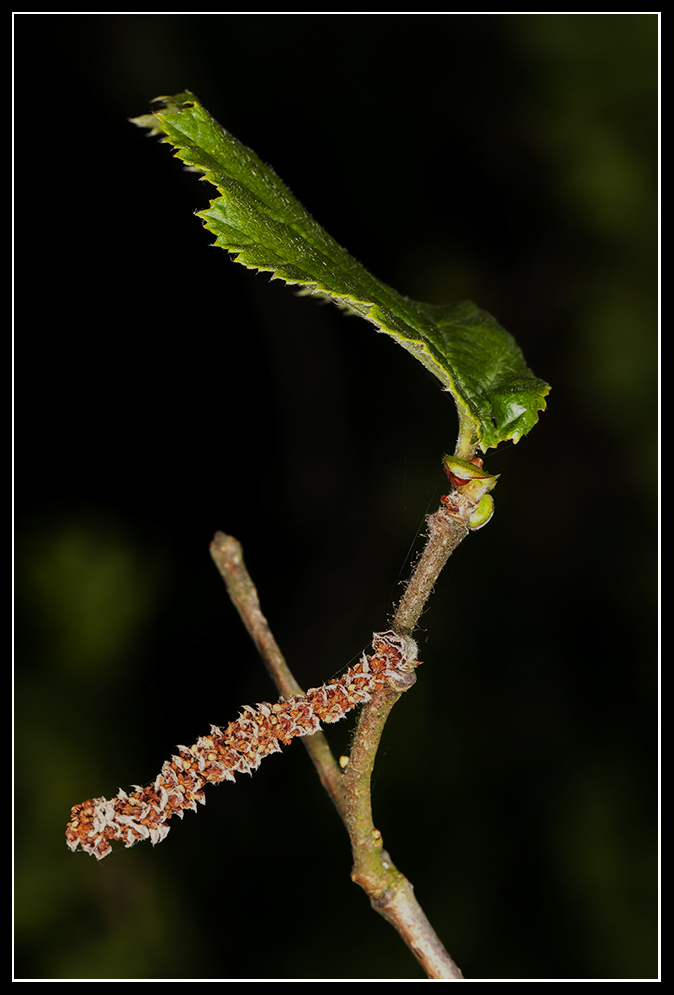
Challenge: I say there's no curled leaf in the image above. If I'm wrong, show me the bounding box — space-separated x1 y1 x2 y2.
131 92 550 454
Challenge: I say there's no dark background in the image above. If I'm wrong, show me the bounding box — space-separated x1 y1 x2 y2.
14 13 658 980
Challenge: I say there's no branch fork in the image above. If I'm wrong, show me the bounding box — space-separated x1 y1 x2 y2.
65 472 474 978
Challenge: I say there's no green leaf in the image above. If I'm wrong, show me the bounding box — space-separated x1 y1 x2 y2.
131 92 550 455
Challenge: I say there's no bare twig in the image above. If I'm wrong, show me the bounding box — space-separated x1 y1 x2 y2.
331 495 473 977
342 674 464 979
209 532 301 699
209 532 346 820
393 504 470 635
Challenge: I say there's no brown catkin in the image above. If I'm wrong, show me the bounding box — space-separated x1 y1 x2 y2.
65 631 417 860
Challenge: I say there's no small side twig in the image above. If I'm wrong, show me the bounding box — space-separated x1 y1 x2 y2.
209 531 346 820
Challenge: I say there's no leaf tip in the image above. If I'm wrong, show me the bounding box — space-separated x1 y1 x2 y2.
130 91 202 136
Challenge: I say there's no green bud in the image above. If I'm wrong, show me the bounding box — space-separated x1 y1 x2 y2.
468 494 495 530
442 454 497 482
